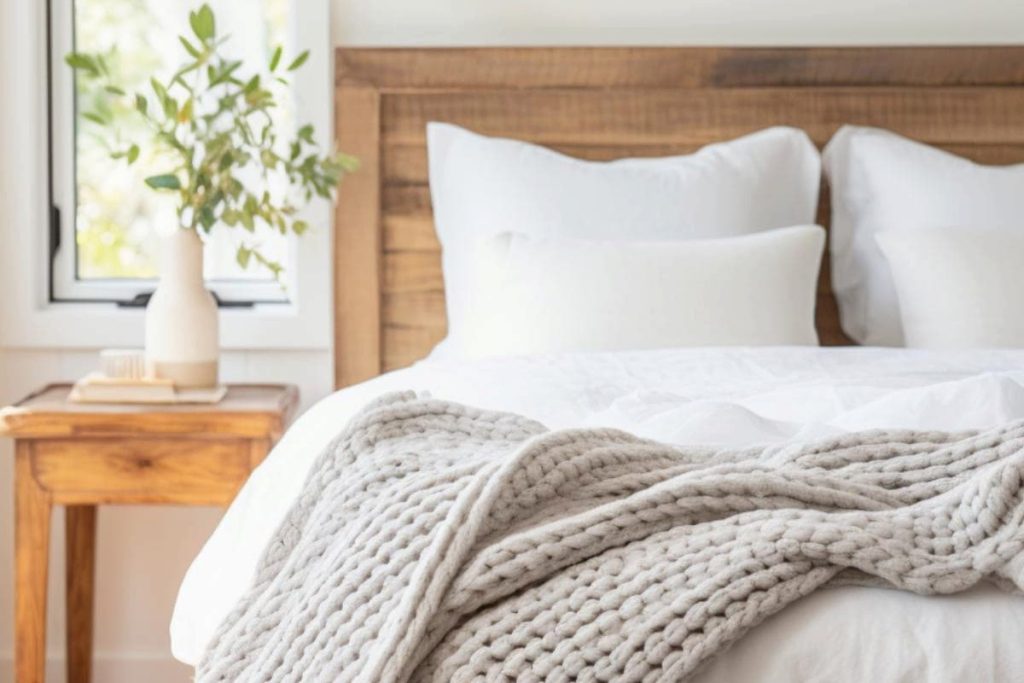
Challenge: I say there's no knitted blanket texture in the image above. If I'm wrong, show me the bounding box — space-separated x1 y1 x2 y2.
198 392 1024 682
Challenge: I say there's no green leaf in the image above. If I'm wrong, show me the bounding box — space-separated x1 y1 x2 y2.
266 255 285 275
64 53 91 69
245 88 271 107
172 61 203 83
150 77 168 106
252 250 283 278
337 153 361 173
157 130 186 152
236 246 252 269
286 50 309 71
163 95 178 120
190 4 216 43
209 60 242 87
144 174 181 190
179 36 202 58
62 10 350 286
82 111 107 126
65 53 98 76
199 205 216 231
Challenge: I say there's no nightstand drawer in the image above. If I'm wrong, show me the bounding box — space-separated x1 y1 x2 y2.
30 438 253 505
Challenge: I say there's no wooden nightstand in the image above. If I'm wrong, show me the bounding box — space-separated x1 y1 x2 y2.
0 383 299 683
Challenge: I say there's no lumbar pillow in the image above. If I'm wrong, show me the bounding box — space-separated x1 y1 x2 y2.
876 229 1024 349
823 125 1024 346
452 225 826 359
428 123 822 357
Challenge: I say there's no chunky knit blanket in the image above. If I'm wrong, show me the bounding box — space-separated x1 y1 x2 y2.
198 392 1024 682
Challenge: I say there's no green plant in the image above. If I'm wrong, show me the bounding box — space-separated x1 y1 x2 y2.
66 3 357 278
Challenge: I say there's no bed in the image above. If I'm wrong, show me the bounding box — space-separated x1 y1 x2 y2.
172 46 1024 680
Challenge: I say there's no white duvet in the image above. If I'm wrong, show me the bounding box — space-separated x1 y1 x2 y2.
172 347 1024 680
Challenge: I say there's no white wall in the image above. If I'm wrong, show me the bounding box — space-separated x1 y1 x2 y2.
3 0 1024 680
332 0 1024 45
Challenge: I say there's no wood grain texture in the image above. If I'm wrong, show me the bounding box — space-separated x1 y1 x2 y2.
15 442 51 683
334 46 1024 383
335 86 383 388
248 438 274 470
337 47 1024 89
66 506 96 683
383 89 1024 146
0 384 298 439
2 383 298 682
383 141 1024 187
32 438 252 505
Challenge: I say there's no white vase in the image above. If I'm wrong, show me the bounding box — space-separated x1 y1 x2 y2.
145 229 219 388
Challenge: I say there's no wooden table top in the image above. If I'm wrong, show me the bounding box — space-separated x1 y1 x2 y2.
0 383 300 439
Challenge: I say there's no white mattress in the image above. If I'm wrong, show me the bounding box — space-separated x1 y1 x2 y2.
172 347 1024 679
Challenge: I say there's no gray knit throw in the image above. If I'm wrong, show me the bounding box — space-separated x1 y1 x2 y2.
197 392 1024 682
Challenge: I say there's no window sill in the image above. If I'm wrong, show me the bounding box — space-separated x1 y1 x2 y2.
0 300 331 351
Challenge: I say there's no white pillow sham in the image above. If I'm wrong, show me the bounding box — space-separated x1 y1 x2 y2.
453 225 826 359
823 125 1024 347
877 229 1024 349
428 123 822 357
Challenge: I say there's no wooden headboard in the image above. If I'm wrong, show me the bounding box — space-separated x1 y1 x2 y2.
334 46 1024 388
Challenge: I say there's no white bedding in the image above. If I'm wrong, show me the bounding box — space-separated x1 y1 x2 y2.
461 226 824 356
428 124 820 359
172 347 1024 679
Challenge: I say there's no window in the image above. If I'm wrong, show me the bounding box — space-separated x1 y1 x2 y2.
48 0 309 305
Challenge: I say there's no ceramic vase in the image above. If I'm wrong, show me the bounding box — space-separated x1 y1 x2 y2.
145 229 219 388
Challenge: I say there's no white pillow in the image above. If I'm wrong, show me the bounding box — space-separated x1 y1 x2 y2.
428 123 822 357
876 229 1024 349
454 225 826 359
823 125 1024 346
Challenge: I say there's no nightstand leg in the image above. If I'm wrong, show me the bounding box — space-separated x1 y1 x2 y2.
14 443 52 683
66 506 97 683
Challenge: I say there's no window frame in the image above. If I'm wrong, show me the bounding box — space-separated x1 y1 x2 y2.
0 0 333 350
49 0 305 305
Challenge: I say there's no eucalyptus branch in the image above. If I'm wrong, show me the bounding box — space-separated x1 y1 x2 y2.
65 3 356 279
